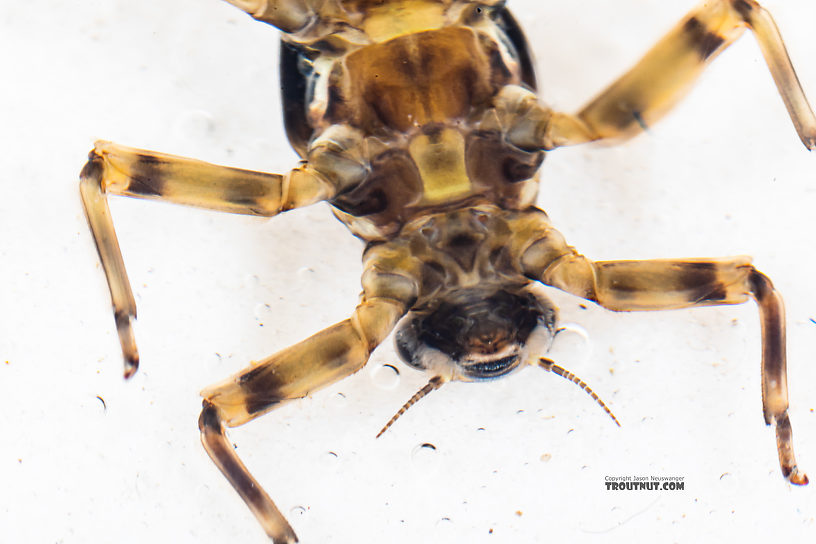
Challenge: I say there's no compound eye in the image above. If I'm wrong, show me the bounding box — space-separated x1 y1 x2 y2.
394 319 426 370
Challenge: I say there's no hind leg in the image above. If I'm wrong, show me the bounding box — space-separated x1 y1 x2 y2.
500 0 816 150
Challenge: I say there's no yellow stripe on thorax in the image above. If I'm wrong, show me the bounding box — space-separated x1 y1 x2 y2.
409 127 471 203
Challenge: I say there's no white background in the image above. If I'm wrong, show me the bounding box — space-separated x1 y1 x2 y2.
2 1 816 542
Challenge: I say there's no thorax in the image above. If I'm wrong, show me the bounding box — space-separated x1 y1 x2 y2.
280 0 543 240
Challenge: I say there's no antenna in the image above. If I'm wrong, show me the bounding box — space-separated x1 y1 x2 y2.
539 357 621 427
376 375 445 438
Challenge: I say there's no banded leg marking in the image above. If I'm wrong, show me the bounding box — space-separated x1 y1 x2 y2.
540 0 816 149
527 253 807 484
80 141 335 377
198 241 422 542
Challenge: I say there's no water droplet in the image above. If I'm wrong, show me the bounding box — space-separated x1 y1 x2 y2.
371 363 401 390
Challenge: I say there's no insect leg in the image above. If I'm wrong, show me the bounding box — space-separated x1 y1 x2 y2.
221 0 314 33
538 0 816 149
526 252 807 485
199 241 422 542
81 131 365 376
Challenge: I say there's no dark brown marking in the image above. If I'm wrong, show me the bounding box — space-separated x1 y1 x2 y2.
199 402 270 510
488 246 512 271
693 284 729 303
733 0 755 21
420 123 446 138
600 261 723 302
493 6 537 91
749 268 772 302
632 110 649 132
80 152 104 182
331 148 421 232
682 16 726 59
199 400 222 431
684 261 718 271
502 155 541 182
114 310 139 376
449 232 477 248
445 232 480 271
749 269 784 380
583 94 647 135
244 391 285 417
324 65 348 126
127 154 167 197
466 130 544 197
677 262 719 292
279 39 316 157
420 261 447 298
239 366 289 416
241 335 361 416
483 35 513 90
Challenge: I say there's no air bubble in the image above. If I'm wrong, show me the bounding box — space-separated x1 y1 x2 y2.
326 392 348 410
411 443 440 472
719 472 737 491
547 323 591 368
435 517 455 534
290 506 308 518
371 363 401 390
244 274 261 288
297 266 315 278
254 302 273 321
322 451 339 466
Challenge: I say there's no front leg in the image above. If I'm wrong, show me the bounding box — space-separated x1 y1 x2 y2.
199 240 423 543
526 252 807 485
